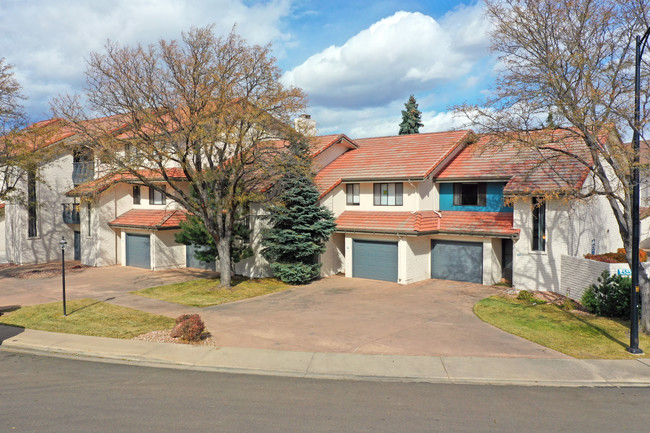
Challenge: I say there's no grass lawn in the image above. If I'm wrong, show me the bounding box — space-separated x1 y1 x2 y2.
132 277 290 307
474 296 650 359
0 299 174 339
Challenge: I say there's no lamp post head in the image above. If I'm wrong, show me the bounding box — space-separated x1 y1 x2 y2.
59 236 67 251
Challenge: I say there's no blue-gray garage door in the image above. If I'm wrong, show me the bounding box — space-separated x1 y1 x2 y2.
186 244 216 271
126 233 151 269
352 240 398 282
431 240 483 284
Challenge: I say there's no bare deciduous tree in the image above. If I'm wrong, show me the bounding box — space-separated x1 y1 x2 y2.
54 26 306 288
0 57 29 200
457 0 650 331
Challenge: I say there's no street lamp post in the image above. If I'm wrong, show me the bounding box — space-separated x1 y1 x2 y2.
59 236 67 317
628 28 650 355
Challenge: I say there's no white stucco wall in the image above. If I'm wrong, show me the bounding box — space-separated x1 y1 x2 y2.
320 232 345 277
152 230 184 270
512 195 623 292
402 236 430 284
5 152 75 264
0 209 5 258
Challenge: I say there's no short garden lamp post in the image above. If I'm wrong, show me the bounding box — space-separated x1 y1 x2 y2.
59 236 67 316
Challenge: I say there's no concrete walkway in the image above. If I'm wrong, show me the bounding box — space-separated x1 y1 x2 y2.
2 325 650 387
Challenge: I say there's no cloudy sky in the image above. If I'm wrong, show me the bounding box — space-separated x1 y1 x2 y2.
0 0 495 138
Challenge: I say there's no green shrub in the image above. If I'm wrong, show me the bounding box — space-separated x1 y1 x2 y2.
581 271 633 318
516 290 546 305
270 262 320 285
561 298 576 311
517 290 535 302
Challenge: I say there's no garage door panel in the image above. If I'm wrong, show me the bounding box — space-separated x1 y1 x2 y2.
126 233 151 269
352 240 398 282
431 240 482 283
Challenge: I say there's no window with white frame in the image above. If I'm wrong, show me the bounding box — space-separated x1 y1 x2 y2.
346 183 360 205
149 185 166 205
373 183 403 206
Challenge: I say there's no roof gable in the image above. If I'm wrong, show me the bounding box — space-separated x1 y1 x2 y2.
315 130 474 197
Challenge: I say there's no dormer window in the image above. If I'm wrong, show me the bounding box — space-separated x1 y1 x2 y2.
453 183 486 206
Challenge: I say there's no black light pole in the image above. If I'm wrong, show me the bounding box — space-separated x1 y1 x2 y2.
59 236 67 317
628 28 650 355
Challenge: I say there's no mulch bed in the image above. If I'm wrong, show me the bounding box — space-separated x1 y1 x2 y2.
0 262 89 279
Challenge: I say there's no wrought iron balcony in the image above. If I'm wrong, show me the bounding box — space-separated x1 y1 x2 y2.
62 203 80 224
72 161 94 185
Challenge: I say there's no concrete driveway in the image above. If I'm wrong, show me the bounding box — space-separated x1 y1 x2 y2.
1 265 568 358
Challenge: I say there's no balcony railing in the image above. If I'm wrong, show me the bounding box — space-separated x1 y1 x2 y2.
72 161 94 185
62 203 80 224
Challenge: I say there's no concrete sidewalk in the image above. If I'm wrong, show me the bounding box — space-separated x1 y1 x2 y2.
2 325 650 387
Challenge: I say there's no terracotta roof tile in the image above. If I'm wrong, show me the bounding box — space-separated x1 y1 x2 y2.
335 210 519 237
108 209 188 230
315 130 473 198
436 130 595 194
66 168 187 197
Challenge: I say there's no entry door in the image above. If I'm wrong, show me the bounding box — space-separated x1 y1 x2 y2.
431 240 483 284
502 239 513 282
352 239 398 282
73 231 81 261
126 233 151 268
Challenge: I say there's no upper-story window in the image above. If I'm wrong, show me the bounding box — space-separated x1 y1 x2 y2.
532 197 546 251
374 183 403 206
27 169 37 237
149 185 166 205
133 186 141 204
346 183 360 205
453 183 486 206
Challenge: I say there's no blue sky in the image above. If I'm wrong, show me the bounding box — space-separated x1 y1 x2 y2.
0 0 495 138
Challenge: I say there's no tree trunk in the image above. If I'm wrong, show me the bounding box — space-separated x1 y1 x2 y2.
217 233 231 288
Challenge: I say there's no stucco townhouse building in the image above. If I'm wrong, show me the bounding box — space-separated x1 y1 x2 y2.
0 118 639 296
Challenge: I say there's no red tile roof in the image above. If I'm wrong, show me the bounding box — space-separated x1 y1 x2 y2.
309 134 358 157
108 209 188 230
436 130 595 194
66 168 187 197
335 210 519 237
315 130 473 198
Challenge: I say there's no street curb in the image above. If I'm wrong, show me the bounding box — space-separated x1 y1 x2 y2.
3 328 650 387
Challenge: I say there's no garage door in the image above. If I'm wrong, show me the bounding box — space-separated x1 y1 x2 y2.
186 244 216 271
126 233 151 269
431 240 483 283
352 240 398 282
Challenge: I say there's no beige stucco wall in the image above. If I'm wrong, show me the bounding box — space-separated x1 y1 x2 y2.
152 230 184 270
5 152 75 264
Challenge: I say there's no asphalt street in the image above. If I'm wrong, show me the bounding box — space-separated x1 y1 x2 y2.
2 351 650 433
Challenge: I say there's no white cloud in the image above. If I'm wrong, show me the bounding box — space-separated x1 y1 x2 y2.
0 0 293 120
283 3 491 109
310 102 468 139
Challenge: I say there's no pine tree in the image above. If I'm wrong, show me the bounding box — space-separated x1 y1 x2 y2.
262 138 336 284
398 95 424 135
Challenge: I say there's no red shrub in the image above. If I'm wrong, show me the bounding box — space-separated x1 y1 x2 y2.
170 314 205 341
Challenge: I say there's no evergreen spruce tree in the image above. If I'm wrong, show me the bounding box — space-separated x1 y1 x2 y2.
262 138 336 284
398 95 424 135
